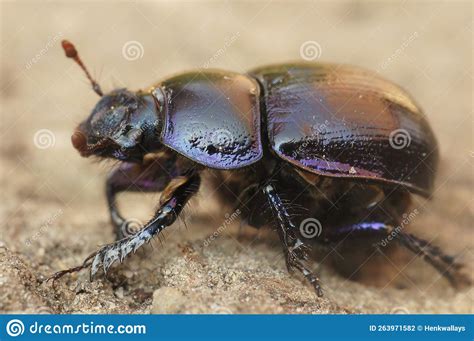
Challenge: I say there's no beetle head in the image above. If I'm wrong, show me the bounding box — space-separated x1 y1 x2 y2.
72 89 160 161
63 40 161 161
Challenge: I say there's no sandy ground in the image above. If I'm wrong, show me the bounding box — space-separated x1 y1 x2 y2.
0 1 472 314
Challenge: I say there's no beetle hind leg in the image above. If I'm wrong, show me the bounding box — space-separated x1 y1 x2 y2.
394 231 470 288
263 183 323 297
326 222 471 288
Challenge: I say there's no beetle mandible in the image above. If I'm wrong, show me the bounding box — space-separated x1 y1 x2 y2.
52 40 469 296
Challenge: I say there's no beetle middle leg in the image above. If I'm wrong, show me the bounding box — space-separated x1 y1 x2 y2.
262 183 323 297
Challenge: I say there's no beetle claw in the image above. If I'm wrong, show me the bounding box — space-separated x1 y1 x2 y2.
284 248 324 297
103 246 120 274
90 252 102 280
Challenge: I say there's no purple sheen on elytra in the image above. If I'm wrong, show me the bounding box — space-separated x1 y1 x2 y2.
250 63 439 197
290 156 380 178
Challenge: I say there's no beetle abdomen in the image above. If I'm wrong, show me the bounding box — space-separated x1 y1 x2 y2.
250 62 439 197
157 70 262 169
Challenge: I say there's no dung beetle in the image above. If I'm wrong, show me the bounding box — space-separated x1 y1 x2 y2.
52 40 469 297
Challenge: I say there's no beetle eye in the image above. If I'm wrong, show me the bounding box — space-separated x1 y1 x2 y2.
90 102 127 135
88 90 139 138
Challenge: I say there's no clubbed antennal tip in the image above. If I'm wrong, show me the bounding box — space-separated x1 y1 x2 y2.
61 40 103 97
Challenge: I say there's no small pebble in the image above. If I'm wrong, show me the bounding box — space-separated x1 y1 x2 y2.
115 287 124 299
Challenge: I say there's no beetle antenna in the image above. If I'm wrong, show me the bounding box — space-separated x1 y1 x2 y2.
61 40 103 97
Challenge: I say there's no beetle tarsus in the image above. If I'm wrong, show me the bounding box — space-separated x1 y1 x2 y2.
263 183 324 297
46 251 96 282
395 231 471 288
90 227 154 279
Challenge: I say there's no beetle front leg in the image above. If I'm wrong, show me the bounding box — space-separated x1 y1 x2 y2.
90 171 201 279
263 183 323 297
106 159 173 240
51 171 200 281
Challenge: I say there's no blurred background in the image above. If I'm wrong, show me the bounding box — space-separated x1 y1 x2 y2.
0 0 472 313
